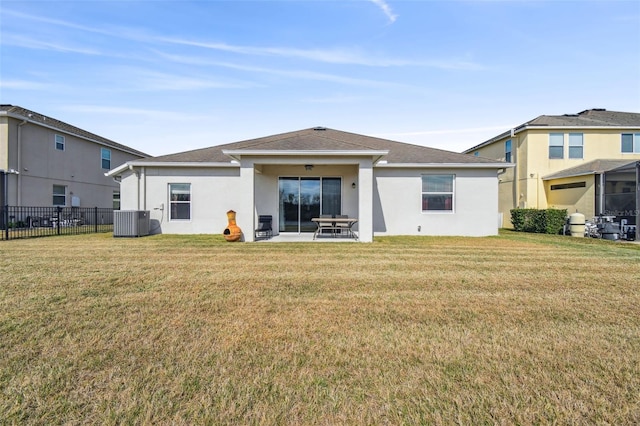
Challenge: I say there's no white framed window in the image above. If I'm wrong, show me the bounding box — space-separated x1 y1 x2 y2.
169 183 191 220
53 185 66 206
621 133 640 153
568 133 583 159
101 148 111 169
549 133 564 159
505 139 512 162
422 174 454 212
55 134 65 151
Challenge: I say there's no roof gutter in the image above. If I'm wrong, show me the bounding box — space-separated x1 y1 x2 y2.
541 171 598 181
105 161 239 177
374 162 514 169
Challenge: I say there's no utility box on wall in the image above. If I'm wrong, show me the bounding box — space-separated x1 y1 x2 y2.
114 210 150 237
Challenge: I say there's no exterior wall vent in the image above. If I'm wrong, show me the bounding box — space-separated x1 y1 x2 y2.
114 210 150 237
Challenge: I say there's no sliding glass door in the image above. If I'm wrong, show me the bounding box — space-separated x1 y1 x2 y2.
279 177 341 233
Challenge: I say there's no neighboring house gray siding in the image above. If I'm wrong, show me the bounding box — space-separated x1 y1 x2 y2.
1 105 149 208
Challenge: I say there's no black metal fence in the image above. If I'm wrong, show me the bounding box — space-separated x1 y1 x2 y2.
1 206 114 240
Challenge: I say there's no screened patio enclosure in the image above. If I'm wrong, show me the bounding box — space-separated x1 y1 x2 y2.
598 161 640 226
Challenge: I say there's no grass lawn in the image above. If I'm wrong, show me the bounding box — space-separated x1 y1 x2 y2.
1 231 639 424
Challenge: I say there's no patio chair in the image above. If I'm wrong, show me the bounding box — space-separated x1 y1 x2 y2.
255 215 273 240
335 214 352 238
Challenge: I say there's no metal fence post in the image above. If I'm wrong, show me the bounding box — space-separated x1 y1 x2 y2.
56 206 62 235
3 205 7 241
94 207 98 233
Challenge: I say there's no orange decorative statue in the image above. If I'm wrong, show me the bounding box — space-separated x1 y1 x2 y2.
223 210 242 242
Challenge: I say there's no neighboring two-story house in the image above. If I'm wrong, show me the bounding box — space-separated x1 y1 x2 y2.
0 105 149 209
464 109 640 228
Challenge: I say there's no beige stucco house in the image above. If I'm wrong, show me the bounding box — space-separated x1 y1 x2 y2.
464 109 640 228
107 127 511 242
0 105 148 209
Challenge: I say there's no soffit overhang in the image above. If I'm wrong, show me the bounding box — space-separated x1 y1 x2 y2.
222 149 389 164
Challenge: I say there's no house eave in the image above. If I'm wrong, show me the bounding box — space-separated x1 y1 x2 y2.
375 162 514 169
222 149 389 163
542 172 596 181
105 161 239 177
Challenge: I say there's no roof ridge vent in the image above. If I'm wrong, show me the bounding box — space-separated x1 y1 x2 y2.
313 126 327 131
578 108 606 115
563 114 579 117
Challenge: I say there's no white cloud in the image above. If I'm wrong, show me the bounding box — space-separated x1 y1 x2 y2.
88 65 260 91
370 0 398 23
157 37 379 65
378 125 514 138
58 105 211 122
155 40 484 70
152 51 413 88
136 71 254 91
0 79 51 90
302 94 374 104
4 10 114 37
375 125 516 153
6 10 481 70
2 34 101 55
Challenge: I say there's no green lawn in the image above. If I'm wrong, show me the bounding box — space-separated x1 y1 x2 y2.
1 232 639 424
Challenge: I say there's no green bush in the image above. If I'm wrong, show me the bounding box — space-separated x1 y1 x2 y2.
510 208 567 234
543 209 567 234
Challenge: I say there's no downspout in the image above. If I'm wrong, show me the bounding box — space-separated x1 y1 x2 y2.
17 119 27 206
129 164 141 210
497 167 507 227
141 167 146 211
513 130 521 209
528 173 539 208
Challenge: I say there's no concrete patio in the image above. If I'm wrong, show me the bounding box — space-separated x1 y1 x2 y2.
254 233 359 243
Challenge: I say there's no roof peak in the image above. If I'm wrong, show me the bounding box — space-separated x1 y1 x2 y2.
577 108 607 115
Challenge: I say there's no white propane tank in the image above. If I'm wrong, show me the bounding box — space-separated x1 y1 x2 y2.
569 213 586 237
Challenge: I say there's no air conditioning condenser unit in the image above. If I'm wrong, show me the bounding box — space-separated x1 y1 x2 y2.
114 210 150 237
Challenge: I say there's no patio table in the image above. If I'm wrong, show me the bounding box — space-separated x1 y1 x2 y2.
311 217 358 240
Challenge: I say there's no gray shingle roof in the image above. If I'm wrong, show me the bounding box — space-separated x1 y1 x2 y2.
142 127 501 165
527 109 640 127
542 159 637 180
0 105 150 157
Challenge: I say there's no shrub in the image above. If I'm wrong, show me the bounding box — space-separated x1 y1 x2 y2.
511 208 567 234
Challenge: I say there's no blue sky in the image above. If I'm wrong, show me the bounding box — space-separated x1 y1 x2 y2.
1 0 639 156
